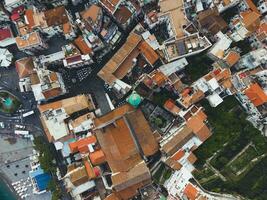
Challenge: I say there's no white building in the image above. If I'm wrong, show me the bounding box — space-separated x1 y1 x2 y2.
4 0 28 12
209 31 232 60
258 0 267 14
0 48 13 68
236 48 267 70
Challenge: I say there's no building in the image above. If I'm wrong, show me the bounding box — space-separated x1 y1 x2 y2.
99 0 123 14
236 48 267 70
0 5 10 21
98 26 160 95
257 0 267 14
113 1 141 30
80 5 103 34
158 0 188 39
73 36 93 55
15 56 67 101
94 104 159 199
194 67 235 107
0 25 16 47
62 43 93 68
63 162 98 200
4 0 28 12
197 8 228 35
23 6 76 40
0 48 13 68
213 0 239 13
38 95 96 143
229 10 261 41
208 31 232 61
251 22 267 48
136 58 188 94
160 106 211 171
233 68 267 133
37 0 68 7
15 32 48 54
164 33 212 62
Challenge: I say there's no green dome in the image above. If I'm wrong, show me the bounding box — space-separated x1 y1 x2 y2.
128 92 142 107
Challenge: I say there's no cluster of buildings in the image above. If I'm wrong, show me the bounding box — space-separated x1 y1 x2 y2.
0 0 265 199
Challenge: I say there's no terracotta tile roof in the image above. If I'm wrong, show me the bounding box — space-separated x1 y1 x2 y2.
224 51 240 67
184 183 199 200
69 166 89 186
95 106 158 172
95 104 157 197
38 95 91 114
42 87 63 99
25 9 35 29
138 41 159 65
196 125 212 142
125 109 159 156
100 0 121 13
165 157 183 170
240 10 261 32
187 152 197 164
111 161 151 192
63 22 72 34
186 109 211 142
215 68 231 81
223 0 231 5
81 4 101 22
96 117 142 173
29 72 40 85
114 5 132 24
257 23 267 34
74 36 93 55
15 57 34 78
69 136 97 153
164 99 181 115
94 104 134 127
197 8 228 35
89 150 106 165
98 31 142 85
171 149 185 161
245 83 267 107
151 71 168 87
44 6 69 27
84 159 97 179
161 125 194 156
16 32 42 49
245 0 260 14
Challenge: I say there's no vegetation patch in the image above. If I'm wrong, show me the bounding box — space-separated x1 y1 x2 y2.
153 163 173 184
193 96 267 199
184 52 213 83
34 136 62 200
228 145 258 174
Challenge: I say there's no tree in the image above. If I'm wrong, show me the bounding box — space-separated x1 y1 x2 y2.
33 136 56 173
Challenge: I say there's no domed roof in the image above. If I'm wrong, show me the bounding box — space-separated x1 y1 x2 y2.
127 92 142 107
